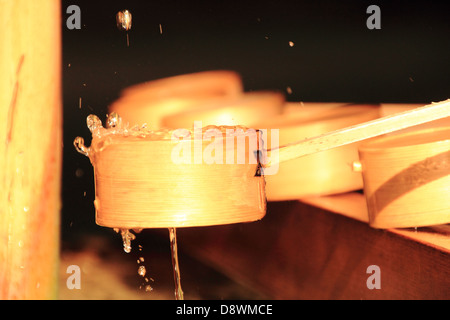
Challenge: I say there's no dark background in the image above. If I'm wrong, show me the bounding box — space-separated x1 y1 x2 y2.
61 0 450 239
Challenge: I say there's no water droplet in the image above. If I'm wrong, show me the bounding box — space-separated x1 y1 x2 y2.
286 86 292 94
116 10 132 31
73 136 89 156
144 285 153 292
138 265 146 277
106 112 121 129
114 228 136 253
86 114 102 132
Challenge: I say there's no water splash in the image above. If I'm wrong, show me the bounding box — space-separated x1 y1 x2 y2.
76 113 255 156
106 112 121 129
73 136 89 156
86 114 102 132
114 228 136 253
116 10 132 31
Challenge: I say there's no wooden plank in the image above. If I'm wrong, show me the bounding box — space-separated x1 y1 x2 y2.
300 193 450 253
179 200 450 299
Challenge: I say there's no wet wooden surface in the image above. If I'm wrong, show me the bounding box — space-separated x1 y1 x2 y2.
179 197 450 299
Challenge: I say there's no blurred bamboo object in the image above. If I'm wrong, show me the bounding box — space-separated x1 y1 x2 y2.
0 0 62 299
161 91 284 128
109 71 243 129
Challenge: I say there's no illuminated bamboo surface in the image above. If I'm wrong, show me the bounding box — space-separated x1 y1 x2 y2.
0 0 62 299
358 127 450 229
109 71 243 129
85 125 265 228
161 91 284 128
282 102 349 115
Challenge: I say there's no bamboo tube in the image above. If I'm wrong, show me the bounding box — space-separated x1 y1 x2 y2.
358 127 450 228
0 0 62 299
81 124 265 228
109 71 243 129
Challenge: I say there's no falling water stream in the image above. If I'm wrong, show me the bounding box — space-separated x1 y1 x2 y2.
169 227 184 300
114 227 183 300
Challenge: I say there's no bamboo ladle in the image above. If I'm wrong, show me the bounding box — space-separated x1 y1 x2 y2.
76 99 450 229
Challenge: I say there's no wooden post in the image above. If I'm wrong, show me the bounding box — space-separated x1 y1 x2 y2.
0 0 62 299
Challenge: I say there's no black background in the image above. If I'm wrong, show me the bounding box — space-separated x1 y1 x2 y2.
62 0 450 240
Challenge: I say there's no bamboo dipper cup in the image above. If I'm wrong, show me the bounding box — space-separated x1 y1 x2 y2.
75 99 450 229
109 71 243 130
357 127 450 229
75 117 265 228
0 0 61 299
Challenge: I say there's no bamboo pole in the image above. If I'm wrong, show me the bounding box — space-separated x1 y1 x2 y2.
0 0 62 299
268 99 450 167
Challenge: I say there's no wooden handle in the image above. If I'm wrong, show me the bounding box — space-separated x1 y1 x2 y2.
266 99 450 167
